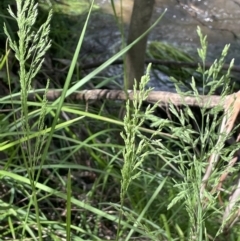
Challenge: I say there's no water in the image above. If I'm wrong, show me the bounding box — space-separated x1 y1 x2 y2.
83 0 240 91
95 0 240 46
40 0 240 91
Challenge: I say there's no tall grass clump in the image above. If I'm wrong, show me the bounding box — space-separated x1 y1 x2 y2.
163 27 238 240
118 64 164 241
117 27 240 241
3 0 51 239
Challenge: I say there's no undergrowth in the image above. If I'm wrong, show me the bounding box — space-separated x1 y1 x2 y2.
0 0 240 241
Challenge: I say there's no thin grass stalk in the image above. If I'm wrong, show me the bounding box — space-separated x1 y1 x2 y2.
4 0 52 239
40 0 95 170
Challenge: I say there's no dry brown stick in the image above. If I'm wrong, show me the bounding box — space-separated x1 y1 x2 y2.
20 89 236 108
200 91 240 200
222 133 240 229
0 89 237 108
223 176 240 229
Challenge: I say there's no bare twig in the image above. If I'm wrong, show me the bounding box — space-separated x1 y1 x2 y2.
200 92 240 197
76 59 240 73
14 89 237 108
53 57 240 73
222 133 240 229
223 177 240 229
196 91 240 228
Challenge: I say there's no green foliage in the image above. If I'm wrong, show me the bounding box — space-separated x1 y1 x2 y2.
148 41 197 88
1 0 240 240
3 0 52 239
39 0 99 16
155 27 236 240
118 65 160 240
149 41 193 62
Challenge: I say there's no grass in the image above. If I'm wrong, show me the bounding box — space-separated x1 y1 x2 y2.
1 0 240 240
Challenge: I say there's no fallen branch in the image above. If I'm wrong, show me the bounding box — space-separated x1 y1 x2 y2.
19 89 233 108
47 89 236 108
